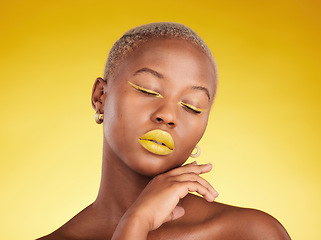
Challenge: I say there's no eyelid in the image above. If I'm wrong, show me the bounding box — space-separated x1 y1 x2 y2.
178 101 208 113
128 81 163 98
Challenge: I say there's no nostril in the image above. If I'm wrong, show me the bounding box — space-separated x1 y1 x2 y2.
154 117 175 127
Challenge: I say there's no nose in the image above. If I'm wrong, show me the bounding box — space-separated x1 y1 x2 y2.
151 103 177 128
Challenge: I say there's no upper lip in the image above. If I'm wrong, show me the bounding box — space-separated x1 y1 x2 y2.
139 129 174 150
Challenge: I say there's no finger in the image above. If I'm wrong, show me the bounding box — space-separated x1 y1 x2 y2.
187 181 215 202
164 206 185 223
183 161 198 166
168 163 212 176
175 181 216 202
170 173 219 199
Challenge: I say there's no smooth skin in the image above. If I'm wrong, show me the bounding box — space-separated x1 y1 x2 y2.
38 39 291 240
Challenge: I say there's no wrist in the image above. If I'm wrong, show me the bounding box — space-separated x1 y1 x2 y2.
112 211 150 240
124 209 151 231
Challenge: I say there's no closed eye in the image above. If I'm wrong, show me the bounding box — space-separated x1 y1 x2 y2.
178 101 208 114
128 81 163 98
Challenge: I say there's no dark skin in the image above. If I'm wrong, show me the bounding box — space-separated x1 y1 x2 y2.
38 39 291 240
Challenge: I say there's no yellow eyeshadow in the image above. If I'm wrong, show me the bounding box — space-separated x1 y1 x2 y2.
128 81 163 98
178 101 208 112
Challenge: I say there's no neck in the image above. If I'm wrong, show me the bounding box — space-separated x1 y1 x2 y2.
94 140 152 220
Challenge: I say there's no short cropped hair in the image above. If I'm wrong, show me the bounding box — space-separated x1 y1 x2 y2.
103 22 218 90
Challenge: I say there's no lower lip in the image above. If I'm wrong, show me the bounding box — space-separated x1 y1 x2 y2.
139 139 173 155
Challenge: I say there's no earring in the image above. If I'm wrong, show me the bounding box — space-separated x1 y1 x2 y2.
190 145 201 158
95 111 104 124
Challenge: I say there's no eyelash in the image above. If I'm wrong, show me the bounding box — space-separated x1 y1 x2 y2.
128 81 207 114
184 105 201 114
128 81 163 98
138 88 160 96
178 101 207 114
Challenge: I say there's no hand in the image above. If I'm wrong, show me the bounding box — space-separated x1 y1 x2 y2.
112 162 218 239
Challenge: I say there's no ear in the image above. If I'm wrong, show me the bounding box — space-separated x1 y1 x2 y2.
91 77 107 113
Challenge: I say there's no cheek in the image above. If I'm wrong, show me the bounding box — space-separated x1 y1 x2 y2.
102 92 147 142
175 114 209 157
180 113 208 139
102 94 129 146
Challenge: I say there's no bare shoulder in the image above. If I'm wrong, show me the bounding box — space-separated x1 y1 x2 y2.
217 203 291 240
35 204 111 240
178 194 291 240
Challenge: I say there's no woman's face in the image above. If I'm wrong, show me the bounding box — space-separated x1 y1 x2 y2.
101 38 217 177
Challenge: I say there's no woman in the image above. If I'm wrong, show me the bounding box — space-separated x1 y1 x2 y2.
39 22 291 240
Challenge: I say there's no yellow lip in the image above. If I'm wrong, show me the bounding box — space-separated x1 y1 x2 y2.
139 129 174 156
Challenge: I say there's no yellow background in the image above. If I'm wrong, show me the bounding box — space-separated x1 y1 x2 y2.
1 0 320 239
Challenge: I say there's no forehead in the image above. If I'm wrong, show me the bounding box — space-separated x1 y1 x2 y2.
115 38 217 98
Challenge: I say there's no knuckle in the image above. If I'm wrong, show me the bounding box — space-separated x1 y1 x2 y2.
189 172 200 178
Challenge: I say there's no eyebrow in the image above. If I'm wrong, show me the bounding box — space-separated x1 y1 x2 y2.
192 86 211 102
134 67 164 79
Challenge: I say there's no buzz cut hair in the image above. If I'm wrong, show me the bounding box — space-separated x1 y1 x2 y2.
103 22 218 85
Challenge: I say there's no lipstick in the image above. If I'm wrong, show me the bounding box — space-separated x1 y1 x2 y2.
139 129 174 155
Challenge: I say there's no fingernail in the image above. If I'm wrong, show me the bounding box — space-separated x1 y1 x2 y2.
203 163 213 171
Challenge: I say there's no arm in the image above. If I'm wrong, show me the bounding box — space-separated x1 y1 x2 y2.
111 162 218 240
111 212 149 239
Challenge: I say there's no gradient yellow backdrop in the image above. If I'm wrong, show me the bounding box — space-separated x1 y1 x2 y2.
1 0 320 239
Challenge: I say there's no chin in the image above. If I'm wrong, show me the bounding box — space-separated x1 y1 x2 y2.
129 152 188 177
